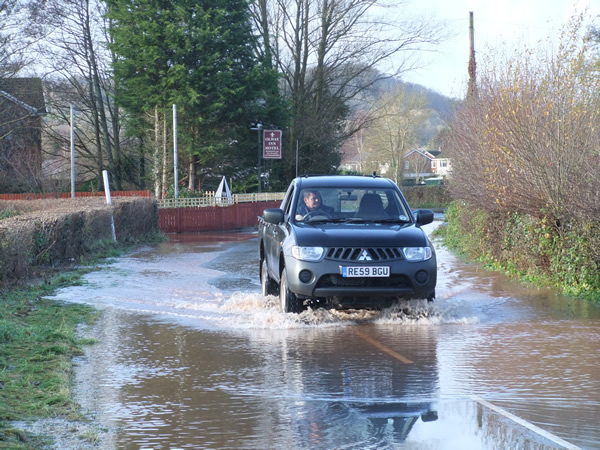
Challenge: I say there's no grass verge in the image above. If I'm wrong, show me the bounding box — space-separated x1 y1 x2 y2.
0 233 165 448
0 271 98 448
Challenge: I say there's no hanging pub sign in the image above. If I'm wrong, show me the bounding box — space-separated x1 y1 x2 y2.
263 130 282 159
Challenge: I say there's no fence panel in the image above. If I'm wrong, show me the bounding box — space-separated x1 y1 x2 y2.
157 192 284 208
159 201 281 233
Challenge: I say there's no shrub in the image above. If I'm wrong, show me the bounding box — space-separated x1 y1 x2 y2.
444 13 600 224
442 202 600 303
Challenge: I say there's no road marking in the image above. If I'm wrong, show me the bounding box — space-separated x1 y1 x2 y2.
472 396 581 450
355 330 414 364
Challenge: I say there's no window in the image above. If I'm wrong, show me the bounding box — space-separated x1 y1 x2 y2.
281 184 295 216
294 187 409 220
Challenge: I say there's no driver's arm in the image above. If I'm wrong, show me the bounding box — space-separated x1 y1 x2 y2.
295 203 308 221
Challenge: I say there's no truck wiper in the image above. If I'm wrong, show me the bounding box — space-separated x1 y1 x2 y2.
305 217 347 224
340 218 376 223
304 217 411 224
343 218 411 224
376 218 412 224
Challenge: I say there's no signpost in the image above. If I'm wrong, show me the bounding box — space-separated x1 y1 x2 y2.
263 130 282 159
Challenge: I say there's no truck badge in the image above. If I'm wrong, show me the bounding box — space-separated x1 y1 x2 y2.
358 249 372 261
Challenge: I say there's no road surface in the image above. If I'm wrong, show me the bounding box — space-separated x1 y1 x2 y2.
43 224 600 449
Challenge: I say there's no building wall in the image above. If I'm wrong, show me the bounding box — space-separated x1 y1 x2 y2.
0 100 44 192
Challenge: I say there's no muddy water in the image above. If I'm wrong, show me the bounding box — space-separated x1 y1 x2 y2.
49 226 600 449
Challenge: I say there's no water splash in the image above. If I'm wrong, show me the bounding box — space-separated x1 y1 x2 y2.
216 292 479 330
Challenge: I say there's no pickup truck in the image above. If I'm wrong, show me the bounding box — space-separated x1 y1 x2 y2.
258 175 437 313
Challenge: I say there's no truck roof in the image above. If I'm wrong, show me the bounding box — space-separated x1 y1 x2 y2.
294 175 397 189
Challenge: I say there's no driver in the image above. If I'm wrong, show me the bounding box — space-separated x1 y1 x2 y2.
295 189 333 221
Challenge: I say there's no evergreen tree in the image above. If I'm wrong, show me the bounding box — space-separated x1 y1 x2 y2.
106 0 286 191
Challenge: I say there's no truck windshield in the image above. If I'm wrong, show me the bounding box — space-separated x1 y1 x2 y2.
294 188 410 222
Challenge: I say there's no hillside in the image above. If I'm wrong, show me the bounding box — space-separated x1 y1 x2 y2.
340 78 457 171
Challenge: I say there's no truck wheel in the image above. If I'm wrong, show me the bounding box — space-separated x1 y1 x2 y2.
427 290 435 302
261 259 277 296
280 268 301 313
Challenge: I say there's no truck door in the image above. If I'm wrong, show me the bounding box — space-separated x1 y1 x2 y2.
265 183 295 282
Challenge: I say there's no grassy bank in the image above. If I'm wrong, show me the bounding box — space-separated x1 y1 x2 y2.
438 202 600 304
0 196 163 447
0 232 167 448
0 270 100 448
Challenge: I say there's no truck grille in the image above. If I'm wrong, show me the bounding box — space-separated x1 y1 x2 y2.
325 247 403 262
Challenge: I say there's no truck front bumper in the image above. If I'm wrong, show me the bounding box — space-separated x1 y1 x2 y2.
284 256 437 302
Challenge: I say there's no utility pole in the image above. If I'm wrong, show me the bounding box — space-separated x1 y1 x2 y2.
251 123 263 193
173 104 179 199
70 105 75 198
467 11 477 100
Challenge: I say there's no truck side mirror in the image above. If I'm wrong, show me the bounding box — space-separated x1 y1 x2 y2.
263 208 284 224
413 209 434 226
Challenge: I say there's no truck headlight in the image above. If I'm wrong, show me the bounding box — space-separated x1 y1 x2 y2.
402 247 432 261
292 246 324 261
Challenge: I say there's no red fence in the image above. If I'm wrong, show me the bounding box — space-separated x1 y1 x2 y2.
2 190 280 233
0 190 151 200
159 201 281 233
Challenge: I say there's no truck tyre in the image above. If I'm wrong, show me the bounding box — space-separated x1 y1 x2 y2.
280 268 301 313
261 259 277 296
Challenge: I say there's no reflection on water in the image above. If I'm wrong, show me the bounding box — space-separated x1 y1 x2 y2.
75 310 444 448
48 229 600 448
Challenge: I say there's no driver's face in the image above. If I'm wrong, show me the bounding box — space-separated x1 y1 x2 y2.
304 192 320 210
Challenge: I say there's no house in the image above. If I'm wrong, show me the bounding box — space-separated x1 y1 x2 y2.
0 77 47 191
403 148 436 183
403 148 451 184
431 155 451 177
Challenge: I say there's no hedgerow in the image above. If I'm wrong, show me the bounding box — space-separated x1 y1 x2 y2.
440 14 600 303
441 202 600 303
0 197 159 286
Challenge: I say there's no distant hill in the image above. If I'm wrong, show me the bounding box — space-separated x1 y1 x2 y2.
402 81 458 120
369 77 458 121
369 77 458 147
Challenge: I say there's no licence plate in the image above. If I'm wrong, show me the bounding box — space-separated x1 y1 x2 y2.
342 266 390 277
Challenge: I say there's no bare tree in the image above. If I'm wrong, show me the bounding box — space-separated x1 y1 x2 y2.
0 0 44 76
250 0 445 178
445 13 600 223
39 0 126 190
363 86 428 184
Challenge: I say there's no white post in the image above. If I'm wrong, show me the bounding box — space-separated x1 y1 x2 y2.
173 104 178 200
70 105 75 198
102 170 117 241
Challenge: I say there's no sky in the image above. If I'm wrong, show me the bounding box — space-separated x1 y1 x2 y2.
401 0 599 99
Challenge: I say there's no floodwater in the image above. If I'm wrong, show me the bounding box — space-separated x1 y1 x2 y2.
47 224 600 449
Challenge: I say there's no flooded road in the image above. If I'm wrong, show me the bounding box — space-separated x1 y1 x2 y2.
48 225 600 449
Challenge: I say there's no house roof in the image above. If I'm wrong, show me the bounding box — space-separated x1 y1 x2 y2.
404 148 436 160
0 77 46 115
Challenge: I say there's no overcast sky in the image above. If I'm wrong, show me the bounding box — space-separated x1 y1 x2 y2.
401 0 599 99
